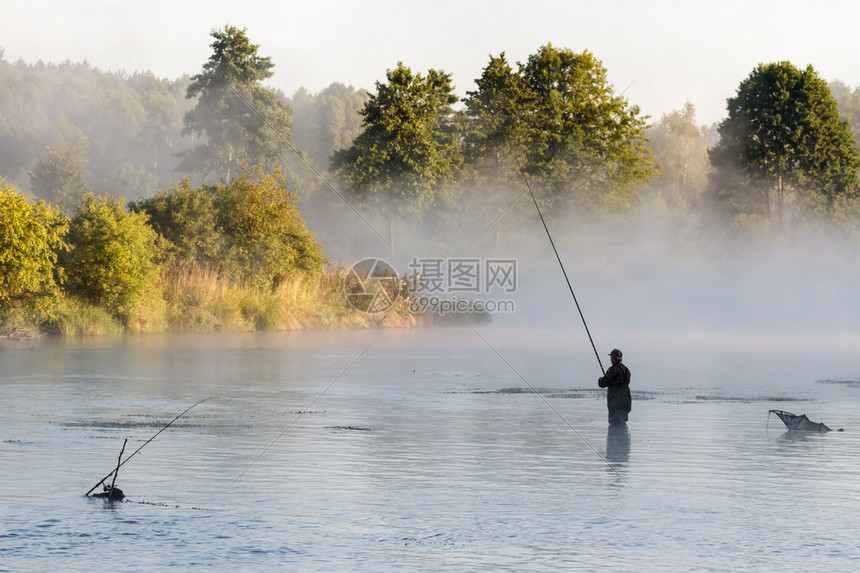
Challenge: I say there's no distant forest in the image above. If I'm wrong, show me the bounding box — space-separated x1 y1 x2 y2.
0 47 366 203
3 29 860 244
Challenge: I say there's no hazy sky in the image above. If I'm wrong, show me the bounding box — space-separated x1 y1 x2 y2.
2 0 859 126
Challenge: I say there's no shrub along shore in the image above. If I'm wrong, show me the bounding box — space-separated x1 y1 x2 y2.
1 170 419 339
1 264 418 339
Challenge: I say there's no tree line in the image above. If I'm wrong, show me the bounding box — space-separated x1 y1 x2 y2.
3 25 860 334
3 28 860 229
0 39 365 211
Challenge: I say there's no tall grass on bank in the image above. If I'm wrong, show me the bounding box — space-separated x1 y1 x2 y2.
0 297 124 338
1 265 417 338
54 298 125 336
160 265 415 332
0 300 45 339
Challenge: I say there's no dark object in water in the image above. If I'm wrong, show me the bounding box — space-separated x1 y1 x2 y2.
85 398 214 498
91 484 124 501
769 409 836 432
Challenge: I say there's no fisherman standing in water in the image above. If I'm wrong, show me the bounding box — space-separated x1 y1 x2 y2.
598 349 631 426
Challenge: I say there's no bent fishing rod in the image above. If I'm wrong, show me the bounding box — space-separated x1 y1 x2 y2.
478 81 638 375
85 397 215 496
512 152 605 375
502 155 636 489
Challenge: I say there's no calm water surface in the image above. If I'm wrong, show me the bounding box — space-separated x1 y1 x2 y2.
2 327 859 572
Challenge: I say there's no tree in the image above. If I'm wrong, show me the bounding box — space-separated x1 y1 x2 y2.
461 53 527 184
462 46 655 214
290 83 368 170
213 165 326 287
108 162 160 201
646 102 710 212
331 62 462 216
516 45 654 213
129 179 223 266
180 25 293 182
710 62 860 231
0 185 68 306
61 194 162 324
125 71 193 185
29 146 91 215
0 52 192 197
830 80 860 149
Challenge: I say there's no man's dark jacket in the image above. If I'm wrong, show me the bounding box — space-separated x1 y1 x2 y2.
598 361 631 414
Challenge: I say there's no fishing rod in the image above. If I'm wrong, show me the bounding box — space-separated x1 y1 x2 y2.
489 155 634 488
106 438 127 497
85 397 215 496
472 80 638 374
512 154 605 375
465 107 642 487
229 80 619 483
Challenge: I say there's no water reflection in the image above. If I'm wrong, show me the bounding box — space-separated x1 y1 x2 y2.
774 429 832 446
605 424 630 466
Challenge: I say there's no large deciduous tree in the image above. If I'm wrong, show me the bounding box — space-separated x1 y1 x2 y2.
519 45 654 211
331 62 462 217
710 62 860 232
180 25 292 182
462 45 655 214
461 53 527 184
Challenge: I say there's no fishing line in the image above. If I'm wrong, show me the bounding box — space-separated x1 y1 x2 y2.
228 87 390 247
469 326 632 488
228 326 389 487
85 397 215 496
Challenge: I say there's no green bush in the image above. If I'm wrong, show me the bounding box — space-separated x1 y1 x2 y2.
133 166 326 290
61 194 163 325
213 165 326 288
129 178 223 266
0 185 68 327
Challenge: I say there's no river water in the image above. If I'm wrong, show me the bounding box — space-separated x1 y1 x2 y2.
2 326 859 572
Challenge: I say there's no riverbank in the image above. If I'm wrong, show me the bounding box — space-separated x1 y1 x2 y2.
0 265 419 339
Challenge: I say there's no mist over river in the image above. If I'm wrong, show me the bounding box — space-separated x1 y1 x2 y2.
2 327 860 571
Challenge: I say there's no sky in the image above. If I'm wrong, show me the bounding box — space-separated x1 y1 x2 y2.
2 0 860 127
